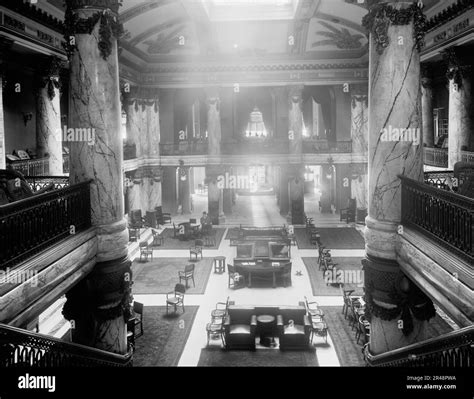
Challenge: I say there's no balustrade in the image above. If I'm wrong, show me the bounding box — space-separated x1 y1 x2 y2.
423 147 448 168
0 181 91 270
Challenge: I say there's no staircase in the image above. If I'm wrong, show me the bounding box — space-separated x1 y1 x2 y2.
0 323 132 367
365 326 473 367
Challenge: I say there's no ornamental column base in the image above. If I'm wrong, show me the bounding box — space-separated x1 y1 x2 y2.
63 256 133 355
363 255 435 355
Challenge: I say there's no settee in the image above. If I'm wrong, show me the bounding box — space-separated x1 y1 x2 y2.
223 304 311 350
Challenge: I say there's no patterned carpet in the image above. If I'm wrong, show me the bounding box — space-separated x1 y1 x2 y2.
197 347 319 367
132 257 213 295
302 257 365 296
132 306 198 367
295 227 365 249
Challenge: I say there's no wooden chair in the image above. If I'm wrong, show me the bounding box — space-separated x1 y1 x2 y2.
133 301 144 338
340 286 355 318
178 264 195 289
189 239 203 260
340 198 356 223
356 315 371 345
128 228 140 242
166 284 185 314
139 241 153 262
211 297 230 320
304 296 324 319
227 264 245 289
126 318 136 348
310 321 328 344
129 209 145 229
206 322 225 347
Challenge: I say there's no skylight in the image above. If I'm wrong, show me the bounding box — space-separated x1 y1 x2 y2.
204 0 298 21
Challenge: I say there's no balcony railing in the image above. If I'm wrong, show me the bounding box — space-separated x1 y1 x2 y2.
461 151 474 164
9 156 70 176
365 325 473 367
303 140 352 154
423 147 448 168
221 138 289 155
0 181 92 270
25 176 70 192
400 175 474 263
424 171 454 190
160 140 208 156
0 323 132 367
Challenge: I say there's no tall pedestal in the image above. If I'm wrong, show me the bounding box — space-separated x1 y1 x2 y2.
445 49 473 168
63 0 130 355
421 67 434 148
363 1 434 355
35 57 64 176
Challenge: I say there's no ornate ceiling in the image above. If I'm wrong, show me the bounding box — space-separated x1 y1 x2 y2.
38 0 453 69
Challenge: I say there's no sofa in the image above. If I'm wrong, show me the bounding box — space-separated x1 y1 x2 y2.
223 304 311 350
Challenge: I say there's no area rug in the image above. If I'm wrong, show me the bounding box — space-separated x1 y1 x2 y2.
132 257 213 295
157 227 225 249
320 306 454 367
132 306 198 367
319 306 366 367
197 347 319 367
302 257 365 296
295 227 365 249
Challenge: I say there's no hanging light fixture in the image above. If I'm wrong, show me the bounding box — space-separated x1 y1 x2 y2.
245 107 267 138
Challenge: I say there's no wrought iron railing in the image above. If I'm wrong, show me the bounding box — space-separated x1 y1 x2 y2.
0 181 92 270
423 147 448 168
302 140 352 154
400 175 474 263
0 323 133 367
9 158 50 176
25 176 70 192
160 140 208 156
221 139 289 155
461 151 474 164
365 326 473 367
424 171 455 190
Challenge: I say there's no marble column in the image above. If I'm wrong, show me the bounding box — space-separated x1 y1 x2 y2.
421 66 434 148
444 49 473 168
288 165 305 224
144 90 160 159
124 88 142 158
279 166 290 216
178 165 191 214
0 72 5 170
351 85 368 209
35 57 64 176
222 168 232 215
64 0 130 355
364 0 433 355
288 85 304 155
206 166 225 224
206 87 222 156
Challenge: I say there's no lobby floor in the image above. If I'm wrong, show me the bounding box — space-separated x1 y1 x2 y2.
132 194 364 366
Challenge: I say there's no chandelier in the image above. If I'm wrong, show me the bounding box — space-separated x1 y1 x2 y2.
245 107 267 138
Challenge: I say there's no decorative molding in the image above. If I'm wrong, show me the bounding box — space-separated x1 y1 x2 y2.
442 47 472 88
63 4 123 60
312 20 365 50
362 2 427 55
65 0 122 13
425 0 474 33
35 56 65 100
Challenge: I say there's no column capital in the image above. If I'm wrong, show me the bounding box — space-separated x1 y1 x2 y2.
362 1 427 54
34 56 65 100
287 84 304 99
351 83 368 97
204 86 220 100
442 47 472 87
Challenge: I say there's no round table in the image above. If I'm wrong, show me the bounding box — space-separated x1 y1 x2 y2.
256 315 276 347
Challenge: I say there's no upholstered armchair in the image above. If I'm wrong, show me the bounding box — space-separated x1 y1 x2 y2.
277 308 311 350
224 307 257 350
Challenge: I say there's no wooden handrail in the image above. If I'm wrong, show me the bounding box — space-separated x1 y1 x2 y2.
0 322 132 367
365 326 474 367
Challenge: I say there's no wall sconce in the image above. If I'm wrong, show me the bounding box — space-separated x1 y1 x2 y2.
22 112 33 126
